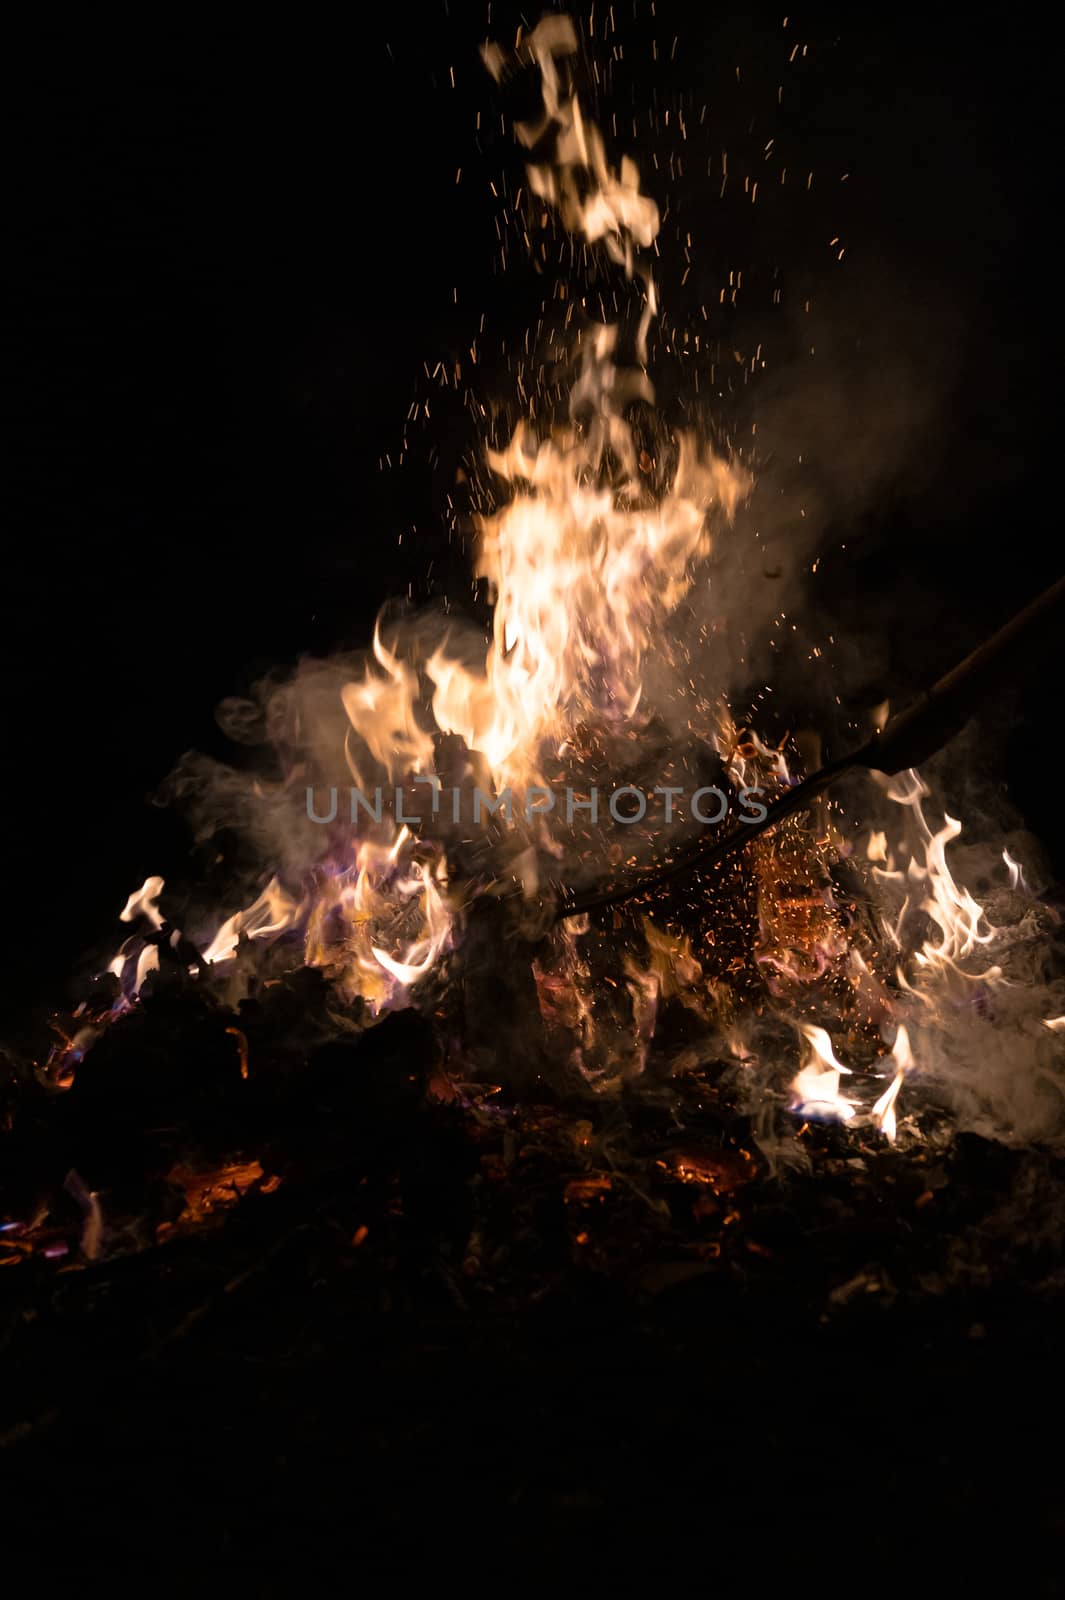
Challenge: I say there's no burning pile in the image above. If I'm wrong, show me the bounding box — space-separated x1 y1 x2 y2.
36 17 1065 1168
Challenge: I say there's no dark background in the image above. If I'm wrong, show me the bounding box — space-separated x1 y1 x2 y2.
7 5 1061 1029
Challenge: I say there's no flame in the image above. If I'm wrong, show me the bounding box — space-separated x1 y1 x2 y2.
790 1024 856 1124
341 27 749 820
883 772 998 979
870 1025 915 1143
1003 849 1029 894
106 875 167 1004
317 15 748 1009
119 875 165 928
866 830 888 864
201 876 301 966
410 424 746 792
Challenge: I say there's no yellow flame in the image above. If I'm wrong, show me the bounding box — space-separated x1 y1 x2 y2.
870 1024 915 1143
201 877 301 966
790 1024 856 1123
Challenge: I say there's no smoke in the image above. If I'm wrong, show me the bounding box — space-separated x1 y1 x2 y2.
904 892 1065 1149
155 653 370 905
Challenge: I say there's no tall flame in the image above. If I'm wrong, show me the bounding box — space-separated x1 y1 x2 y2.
81 17 1065 1153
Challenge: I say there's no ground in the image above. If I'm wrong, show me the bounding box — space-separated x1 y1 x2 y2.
3 1006 1064 1588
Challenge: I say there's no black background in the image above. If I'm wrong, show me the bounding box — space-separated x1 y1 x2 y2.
8 4 1062 1028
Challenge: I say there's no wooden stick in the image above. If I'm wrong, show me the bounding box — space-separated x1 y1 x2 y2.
555 573 1065 923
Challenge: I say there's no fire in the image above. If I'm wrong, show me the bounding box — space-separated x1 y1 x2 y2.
870 1025 915 1143
413 421 746 792
342 13 749 862
235 11 745 1015
68 16 1064 1156
790 1024 856 1124
201 877 301 967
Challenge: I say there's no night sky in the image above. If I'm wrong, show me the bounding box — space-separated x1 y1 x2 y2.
8 5 1060 1026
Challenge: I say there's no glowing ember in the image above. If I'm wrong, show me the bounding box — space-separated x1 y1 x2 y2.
159 1159 273 1237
